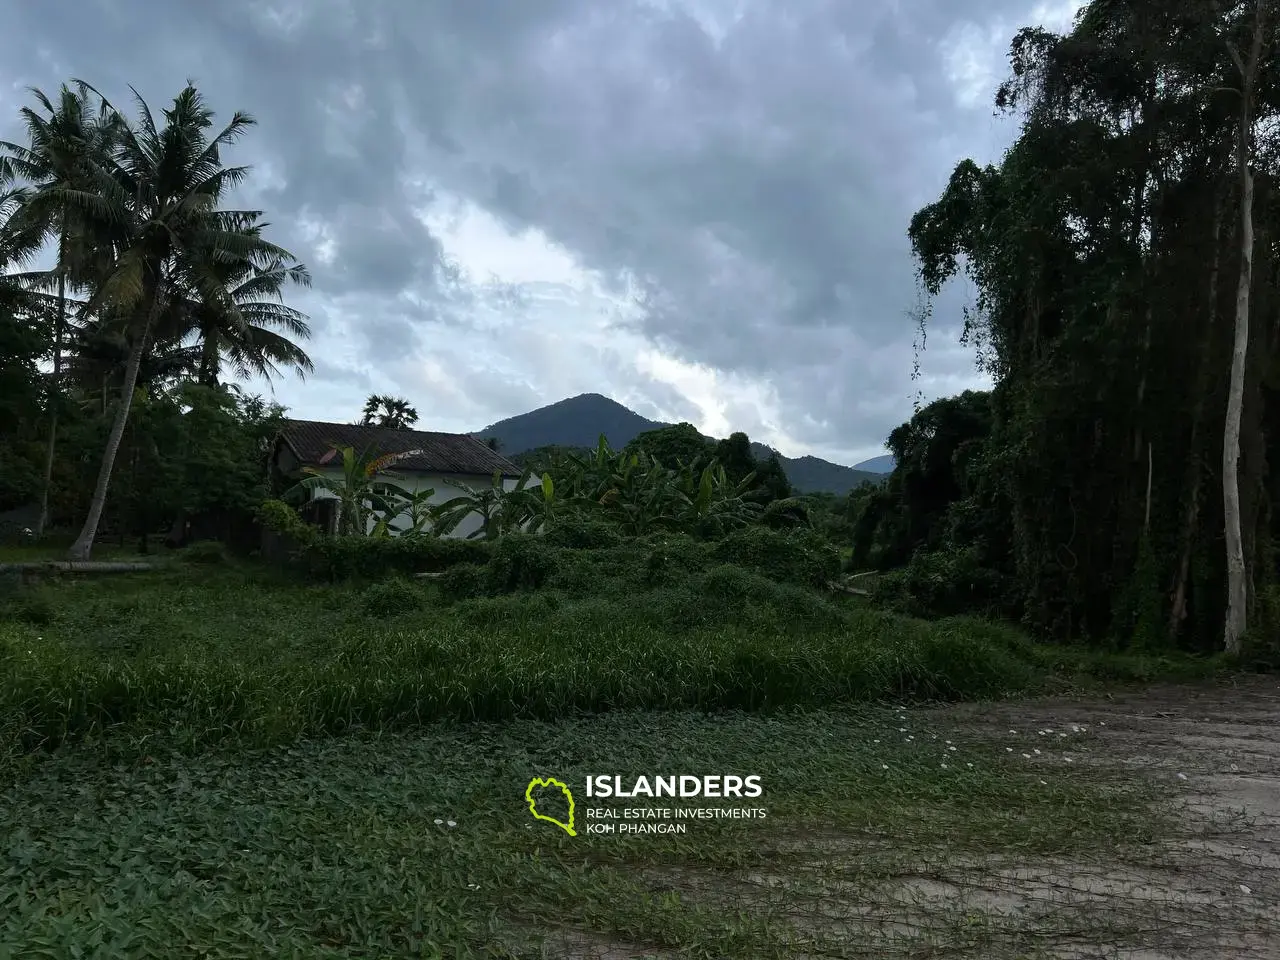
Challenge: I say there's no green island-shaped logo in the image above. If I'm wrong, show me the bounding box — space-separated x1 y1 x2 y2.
525 776 576 836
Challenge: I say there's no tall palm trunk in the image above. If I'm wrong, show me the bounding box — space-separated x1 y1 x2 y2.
67 277 160 561
36 225 67 536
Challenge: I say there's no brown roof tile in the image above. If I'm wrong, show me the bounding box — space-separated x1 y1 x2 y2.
278 419 523 478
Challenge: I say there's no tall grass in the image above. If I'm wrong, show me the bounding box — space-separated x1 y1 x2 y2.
0 555 1220 758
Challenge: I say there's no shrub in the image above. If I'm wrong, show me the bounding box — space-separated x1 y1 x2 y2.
700 563 767 601
487 536 558 593
257 499 316 543
760 498 811 530
642 535 710 587
298 535 493 581
710 527 840 588
439 563 491 602
359 578 426 617
872 546 1011 619
543 516 622 549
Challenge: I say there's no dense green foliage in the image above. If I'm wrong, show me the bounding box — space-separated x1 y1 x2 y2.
852 0 1280 655
0 559 1214 757
0 81 311 555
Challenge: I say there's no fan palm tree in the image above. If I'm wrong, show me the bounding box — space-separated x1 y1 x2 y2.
360 393 419 429
0 82 121 535
62 82 300 560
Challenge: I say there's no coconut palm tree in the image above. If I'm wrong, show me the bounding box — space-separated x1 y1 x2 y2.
62 82 300 560
155 213 313 386
0 82 121 535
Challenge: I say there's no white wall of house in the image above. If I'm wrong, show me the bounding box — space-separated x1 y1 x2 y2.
303 468 527 539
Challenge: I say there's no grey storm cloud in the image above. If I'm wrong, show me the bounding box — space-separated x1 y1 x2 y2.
0 0 1064 457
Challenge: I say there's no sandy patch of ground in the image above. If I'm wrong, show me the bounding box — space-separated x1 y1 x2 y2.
920 676 1280 958
539 678 1280 958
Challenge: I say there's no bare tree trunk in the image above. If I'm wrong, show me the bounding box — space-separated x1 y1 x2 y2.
1222 1 1266 656
67 291 158 562
1223 163 1252 655
35 227 68 537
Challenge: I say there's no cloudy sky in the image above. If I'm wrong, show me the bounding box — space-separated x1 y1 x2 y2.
1 0 1082 465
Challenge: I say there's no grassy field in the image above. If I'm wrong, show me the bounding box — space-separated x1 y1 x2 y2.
0 556 1225 957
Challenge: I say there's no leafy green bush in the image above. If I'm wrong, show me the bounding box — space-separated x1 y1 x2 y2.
359 578 426 617
642 534 710 587
871 546 1011 619
439 563 491 602
298 534 492 581
487 535 558 592
759 498 811 530
700 563 766 601
257 499 316 543
543 516 622 549
710 527 840 588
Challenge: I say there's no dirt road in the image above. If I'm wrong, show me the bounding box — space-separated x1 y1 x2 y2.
934 676 1280 959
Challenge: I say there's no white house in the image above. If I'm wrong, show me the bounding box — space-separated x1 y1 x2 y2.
271 419 527 540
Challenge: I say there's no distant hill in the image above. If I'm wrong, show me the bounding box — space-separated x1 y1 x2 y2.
472 393 884 495
853 454 895 474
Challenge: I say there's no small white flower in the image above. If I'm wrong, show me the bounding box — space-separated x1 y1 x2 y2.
948 746 957 752
882 764 889 770
1006 747 1014 753
1023 753 1031 759
467 883 480 890
1177 773 1188 781
447 820 457 827
873 739 880 743
1100 721 1106 726
1039 779 1047 785
966 762 973 768
944 739 951 744
907 736 914 741
1033 749 1041 755
1064 757 1073 763
898 728 907 733
1231 764 1239 772
1240 884 1252 895
434 819 443 825
940 763 948 769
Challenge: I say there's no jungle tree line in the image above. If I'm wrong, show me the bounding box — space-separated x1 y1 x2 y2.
899 0 1279 652
0 81 313 556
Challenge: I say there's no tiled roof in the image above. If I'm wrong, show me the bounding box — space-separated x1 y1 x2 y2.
277 419 523 477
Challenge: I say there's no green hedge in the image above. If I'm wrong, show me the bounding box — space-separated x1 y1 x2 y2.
257 500 492 581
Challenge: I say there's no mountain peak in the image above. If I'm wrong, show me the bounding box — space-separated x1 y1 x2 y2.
472 395 886 494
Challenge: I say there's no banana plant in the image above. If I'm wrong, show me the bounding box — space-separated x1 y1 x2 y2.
285 443 417 536
433 470 527 540
674 462 761 535
512 472 559 533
